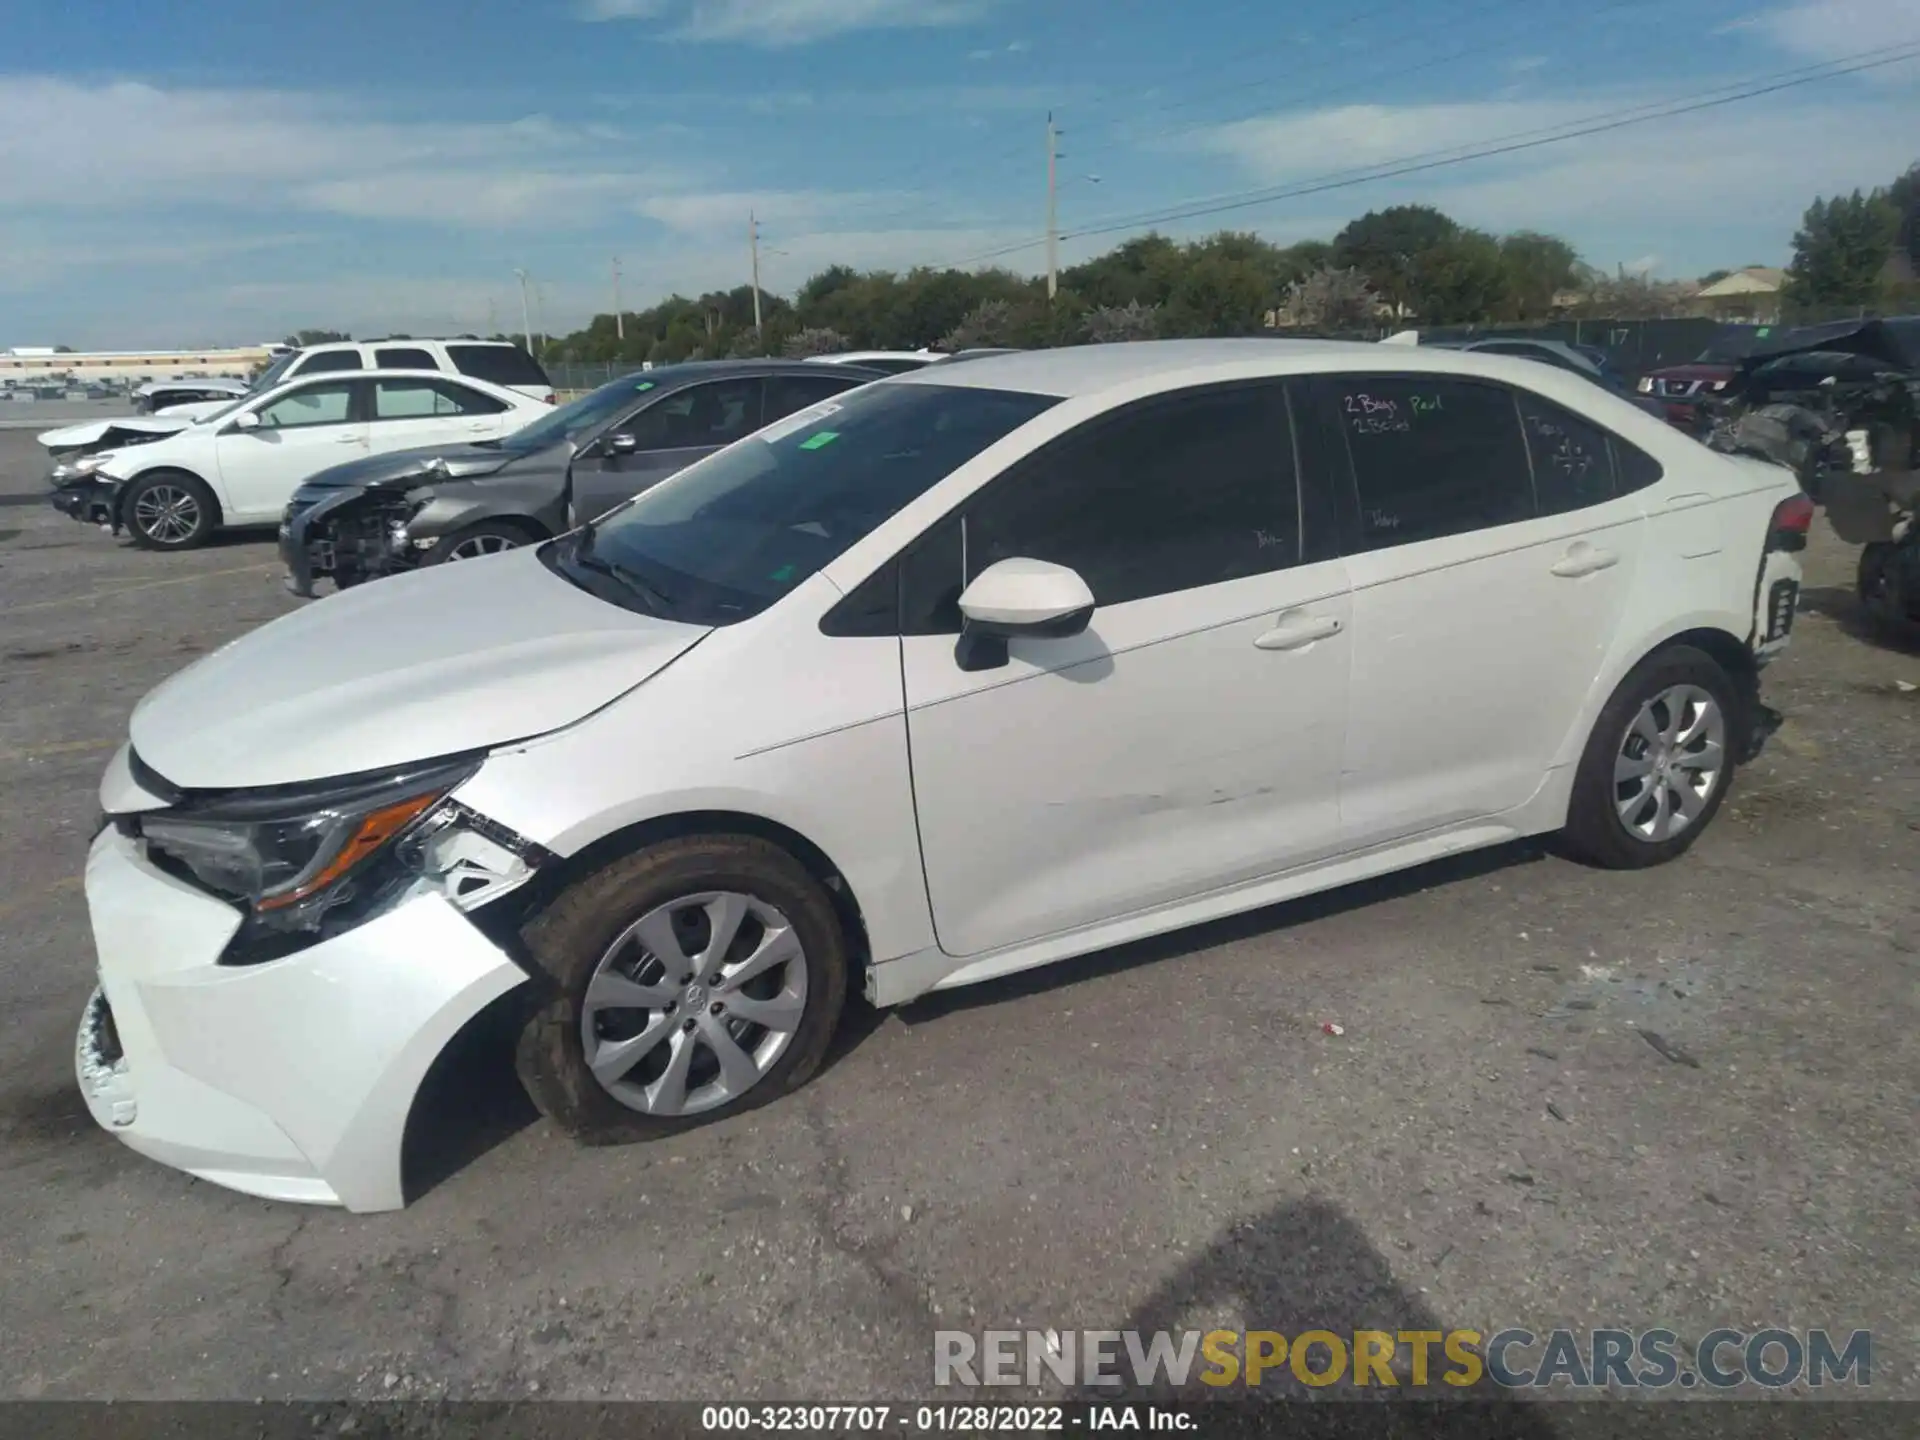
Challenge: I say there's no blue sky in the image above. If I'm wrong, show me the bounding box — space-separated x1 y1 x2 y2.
2 0 1915 347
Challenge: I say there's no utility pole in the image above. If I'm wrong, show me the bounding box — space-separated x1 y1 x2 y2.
750 211 764 337
512 268 534 355
613 256 624 341
1045 112 1060 301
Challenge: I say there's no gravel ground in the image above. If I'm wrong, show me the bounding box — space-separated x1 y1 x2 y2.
0 426 1914 1406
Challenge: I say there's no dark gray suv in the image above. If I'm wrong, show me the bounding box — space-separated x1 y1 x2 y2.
280 359 881 596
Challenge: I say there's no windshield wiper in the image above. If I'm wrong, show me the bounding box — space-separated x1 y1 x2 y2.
567 527 675 611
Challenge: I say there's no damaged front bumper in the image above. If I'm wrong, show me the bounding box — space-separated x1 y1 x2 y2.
280 483 431 598
76 825 529 1211
48 474 124 530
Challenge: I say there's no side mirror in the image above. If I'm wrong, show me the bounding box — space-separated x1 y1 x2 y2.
604 432 639 457
954 558 1095 672
233 411 262 431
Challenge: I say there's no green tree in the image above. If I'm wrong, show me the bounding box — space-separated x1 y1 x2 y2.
1332 205 1459 311
1887 161 1920 271
782 326 851 358
1060 233 1185 309
1785 189 1900 308
1698 268 1733 287
1082 300 1162 343
287 328 350 346
1498 231 1580 320
1410 229 1512 324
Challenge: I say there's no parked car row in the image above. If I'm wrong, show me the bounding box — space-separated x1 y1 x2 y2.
73 337 1812 1210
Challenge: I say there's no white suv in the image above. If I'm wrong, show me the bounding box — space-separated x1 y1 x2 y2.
75 340 1808 1210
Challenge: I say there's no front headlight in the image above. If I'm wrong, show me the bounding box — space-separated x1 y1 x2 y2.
51 452 115 482
1635 377 1654 394
1710 380 1728 392
135 755 549 964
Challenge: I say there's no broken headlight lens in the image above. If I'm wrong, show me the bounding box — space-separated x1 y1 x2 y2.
135 755 545 964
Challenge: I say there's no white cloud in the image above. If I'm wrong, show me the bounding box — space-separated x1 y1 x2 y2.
0 76 674 225
1186 90 1917 272
1752 0 1920 61
577 0 667 16
586 0 1001 45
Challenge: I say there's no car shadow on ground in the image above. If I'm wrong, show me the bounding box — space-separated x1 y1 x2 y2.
1801 584 1920 656
896 839 1549 1027
1067 1196 1562 1436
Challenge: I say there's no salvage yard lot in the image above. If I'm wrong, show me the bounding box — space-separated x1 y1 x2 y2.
0 424 1915 1402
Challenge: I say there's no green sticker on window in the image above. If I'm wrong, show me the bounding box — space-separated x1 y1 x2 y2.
768 563 797 582
634 380 655 391
798 430 839 450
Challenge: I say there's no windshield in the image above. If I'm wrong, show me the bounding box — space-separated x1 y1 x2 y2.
191 352 301 426
502 373 661 452
547 381 1057 625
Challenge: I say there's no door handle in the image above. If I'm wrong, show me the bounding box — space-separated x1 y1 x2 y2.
1254 614 1342 651
334 434 365 444
1550 545 1619 578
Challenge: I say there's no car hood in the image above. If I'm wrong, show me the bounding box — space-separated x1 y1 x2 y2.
293 439 546 493
128 545 709 790
38 415 191 450
1648 363 1737 381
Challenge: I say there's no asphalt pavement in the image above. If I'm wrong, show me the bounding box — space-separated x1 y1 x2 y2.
0 426 1915 1404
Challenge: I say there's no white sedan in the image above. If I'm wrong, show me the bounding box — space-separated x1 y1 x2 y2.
56 371 551 550
76 340 1808 1209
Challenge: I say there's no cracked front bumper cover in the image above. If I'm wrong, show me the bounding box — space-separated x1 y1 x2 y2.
48 475 120 527
76 826 528 1211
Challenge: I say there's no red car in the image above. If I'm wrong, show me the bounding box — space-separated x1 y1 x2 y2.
1635 329 1773 428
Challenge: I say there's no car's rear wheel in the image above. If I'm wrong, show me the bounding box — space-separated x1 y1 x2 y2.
421 519 539 566
1561 645 1743 869
123 471 218 551
1857 542 1920 638
514 835 849 1143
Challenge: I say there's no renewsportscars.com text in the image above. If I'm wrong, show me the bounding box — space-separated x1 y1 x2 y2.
934 1327 1872 1390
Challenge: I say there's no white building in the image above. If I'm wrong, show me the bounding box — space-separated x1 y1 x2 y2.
0 345 279 386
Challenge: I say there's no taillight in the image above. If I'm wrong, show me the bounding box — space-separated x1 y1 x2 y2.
1767 492 1815 552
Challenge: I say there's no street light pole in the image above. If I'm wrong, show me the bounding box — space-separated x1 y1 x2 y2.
613 256 624 342
750 211 764 337
1046 112 1060 301
512 268 534 355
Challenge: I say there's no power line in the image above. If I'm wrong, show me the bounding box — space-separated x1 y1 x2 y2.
809 0 1631 240
933 42 1920 269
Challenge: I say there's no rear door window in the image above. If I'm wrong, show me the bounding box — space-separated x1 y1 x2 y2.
447 344 551 389
375 347 438 371
1318 376 1535 550
373 378 508 419
764 373 865 424
1515 392 1617 515
289 351 363 376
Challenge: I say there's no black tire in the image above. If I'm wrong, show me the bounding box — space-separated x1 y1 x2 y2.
1857 543 1920 638
122 471 218 551
1560 644 1744 870
419 518 540 567
513 835 850 1144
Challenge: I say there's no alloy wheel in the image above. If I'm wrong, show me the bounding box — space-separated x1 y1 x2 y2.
579 891 809 1117
1613 684 1727 843
132 485 200 545
447 533 520 561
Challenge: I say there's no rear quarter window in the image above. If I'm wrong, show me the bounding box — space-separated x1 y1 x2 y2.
448 344 551 388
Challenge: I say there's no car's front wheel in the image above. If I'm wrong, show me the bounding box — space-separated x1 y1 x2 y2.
421 519 540 566
122 471 218 551
514 835 850 1143
1561 644 1743 869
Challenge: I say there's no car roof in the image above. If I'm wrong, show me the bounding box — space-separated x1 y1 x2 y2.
587 358 885 389
269 367 533 397
888 337 1553 399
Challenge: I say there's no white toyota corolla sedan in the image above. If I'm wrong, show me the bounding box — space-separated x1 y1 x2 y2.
77 340 1810 1210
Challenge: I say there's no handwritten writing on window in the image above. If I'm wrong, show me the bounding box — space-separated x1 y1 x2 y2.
1345 390 1436 436
1526 414 1596 480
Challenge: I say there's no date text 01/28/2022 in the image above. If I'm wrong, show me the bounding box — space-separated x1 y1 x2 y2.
701 1405 1193 1432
